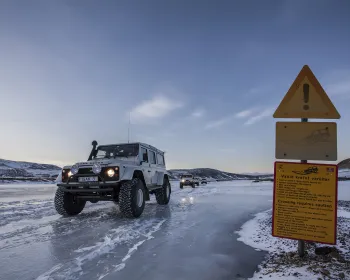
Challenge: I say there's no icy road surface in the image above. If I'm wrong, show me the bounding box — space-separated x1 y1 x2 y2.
0 181 273 280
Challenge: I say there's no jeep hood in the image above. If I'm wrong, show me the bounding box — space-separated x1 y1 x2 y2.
62 157 139 169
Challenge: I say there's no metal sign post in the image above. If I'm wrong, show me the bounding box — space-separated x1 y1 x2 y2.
298 117 308 257
272 65 340 258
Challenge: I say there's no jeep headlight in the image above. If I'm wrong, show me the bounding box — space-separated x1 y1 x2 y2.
71 164 79 175
92 163 102 174
181 179 185 182
106 168 115 177
68 171 73 177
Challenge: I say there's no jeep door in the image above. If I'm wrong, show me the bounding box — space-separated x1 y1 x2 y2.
140 147 152 186
147 149 159 187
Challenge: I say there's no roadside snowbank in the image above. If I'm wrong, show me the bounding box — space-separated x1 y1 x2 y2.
236 202 350 279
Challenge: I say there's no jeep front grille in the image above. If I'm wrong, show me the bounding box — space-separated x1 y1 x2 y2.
78 168 94 175
61 166 120 183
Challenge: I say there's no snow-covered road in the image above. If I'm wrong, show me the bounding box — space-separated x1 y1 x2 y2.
0 180 275 280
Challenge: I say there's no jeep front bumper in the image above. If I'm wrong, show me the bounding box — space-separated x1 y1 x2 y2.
57 182 118 193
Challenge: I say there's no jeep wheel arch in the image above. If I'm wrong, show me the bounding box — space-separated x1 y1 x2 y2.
133 170 150 201
119 166 137 181
164 174 169 183
156 172 171 186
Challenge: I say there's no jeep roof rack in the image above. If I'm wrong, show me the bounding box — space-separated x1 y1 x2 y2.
97 142 165 155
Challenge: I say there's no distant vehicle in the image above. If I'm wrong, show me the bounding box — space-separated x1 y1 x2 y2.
193 177 201 186
180 174 196 189
55 141 171 218
200 178 208 184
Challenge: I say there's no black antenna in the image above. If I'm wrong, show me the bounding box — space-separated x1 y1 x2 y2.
128 112 130 143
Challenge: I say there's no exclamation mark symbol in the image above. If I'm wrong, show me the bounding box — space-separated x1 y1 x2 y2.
303 83 309 110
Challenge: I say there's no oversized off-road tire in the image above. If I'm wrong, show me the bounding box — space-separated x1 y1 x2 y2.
180 183 183 189
119 178 145 218
54 189 86 216
191 183 195 188
155 177 171 205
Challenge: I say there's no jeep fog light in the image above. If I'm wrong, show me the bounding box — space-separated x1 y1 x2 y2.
107 168 115 177
92 163 102 174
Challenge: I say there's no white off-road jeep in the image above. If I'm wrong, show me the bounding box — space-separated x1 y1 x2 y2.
55 141 171 218
193 177 201 186
179 174 196 189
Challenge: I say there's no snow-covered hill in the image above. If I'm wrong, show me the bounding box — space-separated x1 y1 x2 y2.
0 159 61 183
338 158 350 169
168 168 272 181
0 158 273 184
2 157 347 185
338 158 350 180
339 168 350 179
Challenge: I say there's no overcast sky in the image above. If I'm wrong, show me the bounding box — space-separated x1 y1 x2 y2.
1 0 350 173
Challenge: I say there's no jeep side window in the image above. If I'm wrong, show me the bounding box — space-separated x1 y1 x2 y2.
141 147 148 162
157 153 164 165
149 150 156 164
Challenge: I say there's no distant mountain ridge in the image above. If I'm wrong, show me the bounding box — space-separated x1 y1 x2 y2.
338 158 350 169
0 158 272 183
2 157 348 184
168 168 272 181
0 159 61 182
338 158 350 179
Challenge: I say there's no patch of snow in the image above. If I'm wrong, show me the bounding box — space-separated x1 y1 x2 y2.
249 266 319 280
339 168 350 178
338 208 350 218
236 200 350 279
236 209 296 253
36 264 64 280
74 245 99 253
240 172 273 176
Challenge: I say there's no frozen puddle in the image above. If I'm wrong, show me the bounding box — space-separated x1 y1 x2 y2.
36 219 166 280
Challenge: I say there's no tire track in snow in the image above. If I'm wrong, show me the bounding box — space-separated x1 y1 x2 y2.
0 202 115 250
35 219 166 280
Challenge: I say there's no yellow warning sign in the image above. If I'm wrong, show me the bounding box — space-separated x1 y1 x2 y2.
275 122 337 161
273 65 340 119
272 162 338 244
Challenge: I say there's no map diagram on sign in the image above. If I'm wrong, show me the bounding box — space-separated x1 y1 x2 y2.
299 128 330 145
275 122 337 161
292 166 319 175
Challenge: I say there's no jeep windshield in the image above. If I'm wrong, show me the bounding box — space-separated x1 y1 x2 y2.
93 144 139 159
